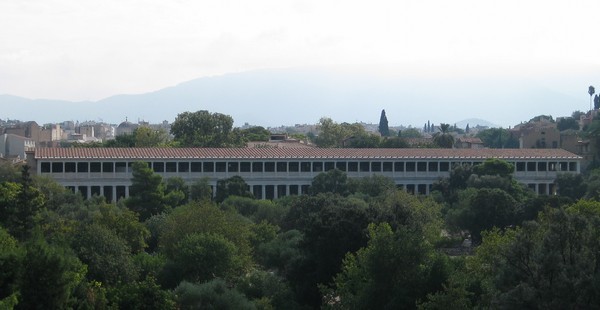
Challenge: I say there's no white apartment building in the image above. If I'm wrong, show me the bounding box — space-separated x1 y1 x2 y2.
1 134 35 160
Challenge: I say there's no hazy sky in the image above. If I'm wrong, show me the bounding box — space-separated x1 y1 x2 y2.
1 0 600 109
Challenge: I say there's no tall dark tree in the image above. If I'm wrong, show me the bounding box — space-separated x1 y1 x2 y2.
125 162 166 221
595 94 600 110
589 85 595 111
378 109 390 136
12 165 45 240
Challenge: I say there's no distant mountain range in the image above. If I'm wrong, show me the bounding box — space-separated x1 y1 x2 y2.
0 67 588 128
455 118 499 129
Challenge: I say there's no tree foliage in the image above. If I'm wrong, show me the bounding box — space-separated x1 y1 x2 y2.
71 224 138 285
314 117 375 148
476 128 519 148
484 207 600 308
447 188 519 244
190 178 213 202
400 128 423 138
171 110 243 147
19 234 87 309
158 202 254 272
109 276 175 309
283 194 371 307
433 123 454 148
100 126 170 148
327 223 450 309
310 168 350 196
378 109 390 137
557 117 580 131
556 173 586 201
126 161 167 221
174 279 254 310
215 176 254 203
0 166 46 240
170 232 242 283
472 158 514 178
240 126 271 142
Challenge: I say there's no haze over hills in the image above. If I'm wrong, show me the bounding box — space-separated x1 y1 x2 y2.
0 67 593 128
455 119 499 129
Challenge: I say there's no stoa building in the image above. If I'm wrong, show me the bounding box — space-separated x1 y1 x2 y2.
28 147 582 201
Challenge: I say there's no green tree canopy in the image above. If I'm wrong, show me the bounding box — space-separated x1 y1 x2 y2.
447 188 519 244
348 174 396 198
125 162 167 221
379 136 409 148
19 234 87 309
327 223 450 309
215 176 254 203
0 161 20 183
108 277 175 309
433 123 454 148
310 169 350 196
190 177 213 202
170 110 244 147
556 173 586 201
240 126 271 142
476 128 519 148
400 128 423 138
158 202 254 271
170 232 242 283
557 117 580 131
71 224 138 285
163 176 188 207
472 158 514 178
3 166 47 240
134 126 169 147
314 117 374 148
458 207 600 308
174 279 254 310
282 194 370 307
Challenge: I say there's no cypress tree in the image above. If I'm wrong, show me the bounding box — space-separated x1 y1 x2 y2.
378 110 390 136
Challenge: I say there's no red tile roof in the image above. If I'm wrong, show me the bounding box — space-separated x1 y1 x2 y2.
35 147 582 160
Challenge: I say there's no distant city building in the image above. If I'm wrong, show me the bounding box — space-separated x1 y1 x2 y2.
511 117 560 149
0 134 35 160
455 137 484 149
116 120 138 136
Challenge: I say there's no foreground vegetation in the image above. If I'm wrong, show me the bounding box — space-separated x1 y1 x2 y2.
2 158 600 309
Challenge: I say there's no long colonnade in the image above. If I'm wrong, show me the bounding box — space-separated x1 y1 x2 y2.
28 147 582 201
